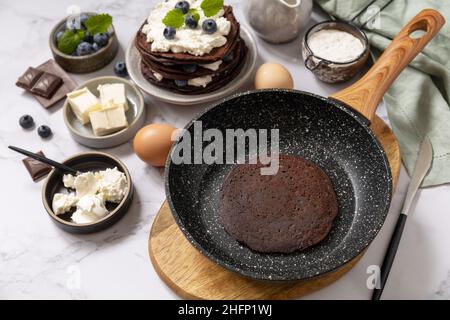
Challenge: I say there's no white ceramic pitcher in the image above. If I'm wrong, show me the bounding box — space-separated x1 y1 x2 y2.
244 0 313 44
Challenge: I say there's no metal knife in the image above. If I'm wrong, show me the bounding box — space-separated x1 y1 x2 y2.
372 137 433 300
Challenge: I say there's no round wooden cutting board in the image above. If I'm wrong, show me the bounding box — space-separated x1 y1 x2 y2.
148 116 401 300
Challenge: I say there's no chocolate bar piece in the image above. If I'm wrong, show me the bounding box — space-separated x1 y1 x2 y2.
16 67 44 90
22 151 52 182
30 72 63 99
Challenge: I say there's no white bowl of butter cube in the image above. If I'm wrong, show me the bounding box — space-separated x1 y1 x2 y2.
63 76 146 148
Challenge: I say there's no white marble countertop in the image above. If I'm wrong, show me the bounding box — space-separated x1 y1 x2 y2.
1 0 449 300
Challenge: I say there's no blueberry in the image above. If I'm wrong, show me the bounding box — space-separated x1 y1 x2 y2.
76 42 93 56
19 115 34 129
93 32 109 47
182 64 198 73
164 27 176 40
37 125 52 139
80 14 89 27
55 31 64 43
202 19 217 34
223 52 234 63
175 79 187 87
175 1 190 14
114 61 128 77
185 14 198 29
92 42 100 52
83 32 94 43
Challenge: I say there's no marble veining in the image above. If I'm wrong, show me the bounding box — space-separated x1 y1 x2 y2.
1 0 449 300
435 271 450 299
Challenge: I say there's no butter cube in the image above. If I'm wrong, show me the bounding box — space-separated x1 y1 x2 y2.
67 88 102 124
89 106 128 136
98 83 129 111
102 100 119 110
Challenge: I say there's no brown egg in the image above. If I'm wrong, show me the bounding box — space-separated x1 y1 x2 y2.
255 62 294 89
133 123 177 167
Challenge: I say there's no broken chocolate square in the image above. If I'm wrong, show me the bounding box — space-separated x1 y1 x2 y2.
22 151 52 182
15 67 44 90
30 72 63 99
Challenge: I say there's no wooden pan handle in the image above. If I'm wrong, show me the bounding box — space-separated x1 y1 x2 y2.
330 9 445 122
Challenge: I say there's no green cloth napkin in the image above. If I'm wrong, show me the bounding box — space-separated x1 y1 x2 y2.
316 0 450 187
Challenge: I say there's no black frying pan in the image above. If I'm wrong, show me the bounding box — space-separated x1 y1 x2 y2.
165 10 444 281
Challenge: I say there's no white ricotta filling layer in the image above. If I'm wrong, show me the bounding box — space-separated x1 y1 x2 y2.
142 0 231 56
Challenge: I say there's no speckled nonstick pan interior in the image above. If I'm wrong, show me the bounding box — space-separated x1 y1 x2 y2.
165 10 444 281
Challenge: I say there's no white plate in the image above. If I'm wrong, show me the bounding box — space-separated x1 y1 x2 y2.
126 26 257 105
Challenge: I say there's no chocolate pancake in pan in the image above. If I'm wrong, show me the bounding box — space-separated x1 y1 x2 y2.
141 41 248 94
136 6 239 64
219 154 339 253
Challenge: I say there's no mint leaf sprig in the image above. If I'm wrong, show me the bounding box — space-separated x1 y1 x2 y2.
57 29 85 54
201 0 224 17
84 13 113 35
56 13 113 55
162 0 222 29
162 9 185 28
163 8 200 29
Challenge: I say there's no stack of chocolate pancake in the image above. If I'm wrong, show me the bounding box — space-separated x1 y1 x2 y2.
135 6 248 94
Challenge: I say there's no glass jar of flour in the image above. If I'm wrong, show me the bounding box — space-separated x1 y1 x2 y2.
302 21 370 83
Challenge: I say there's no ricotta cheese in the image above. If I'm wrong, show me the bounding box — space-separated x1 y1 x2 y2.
95 168 128 203
142 0 231 56
53 167 128 224
52 193 78 215
153 72 164 81
72 172 98 197
72 194 109 224
188 75 213 87
201 60 222 71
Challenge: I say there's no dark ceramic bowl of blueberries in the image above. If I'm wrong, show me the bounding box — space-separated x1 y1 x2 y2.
49 12 119 73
